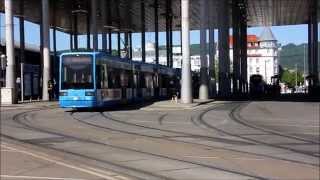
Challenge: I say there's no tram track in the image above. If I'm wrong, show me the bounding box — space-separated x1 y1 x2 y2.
4 107 270 180
108 104 320 159
196 103 320 158
229 102 320 144
3 108 173 180
69 104 318 167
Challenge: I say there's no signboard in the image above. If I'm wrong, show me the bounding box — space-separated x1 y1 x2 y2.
23 64 40 97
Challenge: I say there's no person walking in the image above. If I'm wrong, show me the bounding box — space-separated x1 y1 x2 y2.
48 80 53 101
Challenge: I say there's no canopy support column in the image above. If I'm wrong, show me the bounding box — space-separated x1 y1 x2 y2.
117 32 121 57
86 0 90 49
180 0 192 104
154 0 159 65
19 0 25 102
41 0 50 101
129 32 133 59
91 0 98 51
208 0 216 97
232 0 241 95
73 13 78 50
307 0 319 91
218 0 231 97
141 0 146 63
239 0 248 93
101 0 107 51
166 0 171 67
124 32 129 58
199 0 209 100
4 0 16 104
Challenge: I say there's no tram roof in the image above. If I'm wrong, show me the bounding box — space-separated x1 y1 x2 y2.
0 0 319 34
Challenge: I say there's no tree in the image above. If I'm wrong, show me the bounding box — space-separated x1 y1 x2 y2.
280 69 304 88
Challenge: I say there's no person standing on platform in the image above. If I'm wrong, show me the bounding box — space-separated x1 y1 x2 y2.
48 80 53 101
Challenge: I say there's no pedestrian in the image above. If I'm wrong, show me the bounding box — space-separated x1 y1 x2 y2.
48 80 53 101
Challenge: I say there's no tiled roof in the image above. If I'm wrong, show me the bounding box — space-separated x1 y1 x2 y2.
229 35 259 47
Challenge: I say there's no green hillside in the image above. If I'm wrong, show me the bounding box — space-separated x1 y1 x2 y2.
279 42 320 72
279 43 307 72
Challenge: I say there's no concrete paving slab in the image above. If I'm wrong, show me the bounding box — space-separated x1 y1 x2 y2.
0 143 118 180
117 158 198 172
157 166 253 180
2 101 319 180
140 99 215 111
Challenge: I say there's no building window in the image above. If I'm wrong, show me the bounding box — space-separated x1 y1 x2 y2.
256 67 260 73
194 59 200 66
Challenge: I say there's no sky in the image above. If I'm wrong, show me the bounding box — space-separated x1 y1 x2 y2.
0 13 316 51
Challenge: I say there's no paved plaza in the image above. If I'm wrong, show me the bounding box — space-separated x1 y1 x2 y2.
1 101 319 180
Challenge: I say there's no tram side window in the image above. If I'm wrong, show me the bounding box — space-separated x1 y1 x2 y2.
107 68 121 89
102 64 108 88
161 75 169 88
96 64 108 89
96 65 102 89
153 75 158 88
127 70 134 88
145 73 154 89
139 72 146 88
120 71 130 88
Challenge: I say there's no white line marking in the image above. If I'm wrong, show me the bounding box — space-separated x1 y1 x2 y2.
85 167 116 176
0 175 87 180
130 119 192 125
0 149 19 152
183 155 219 159
1 145 125 180
183 155 265 161
232 157 265 161
287 132 320 135
262 124 320 128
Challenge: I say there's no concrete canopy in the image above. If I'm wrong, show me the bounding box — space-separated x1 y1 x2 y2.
0 0 319 34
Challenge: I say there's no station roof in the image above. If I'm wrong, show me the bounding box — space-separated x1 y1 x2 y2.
0 0 319 34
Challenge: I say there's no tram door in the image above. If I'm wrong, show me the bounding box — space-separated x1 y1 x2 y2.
132 70 138 99
154 72 159 98
138 72 144 98
120 70 128 100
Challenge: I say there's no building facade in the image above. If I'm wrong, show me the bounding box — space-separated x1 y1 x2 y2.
243 27 279 84
132 27 279 84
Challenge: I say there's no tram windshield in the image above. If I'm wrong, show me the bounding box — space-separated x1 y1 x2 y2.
61 55 94 90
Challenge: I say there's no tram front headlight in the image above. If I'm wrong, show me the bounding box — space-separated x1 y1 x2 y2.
85 91 95 96
59 92 68 96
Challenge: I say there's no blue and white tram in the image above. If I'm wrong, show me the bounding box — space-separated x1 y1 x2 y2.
59 51 177 108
